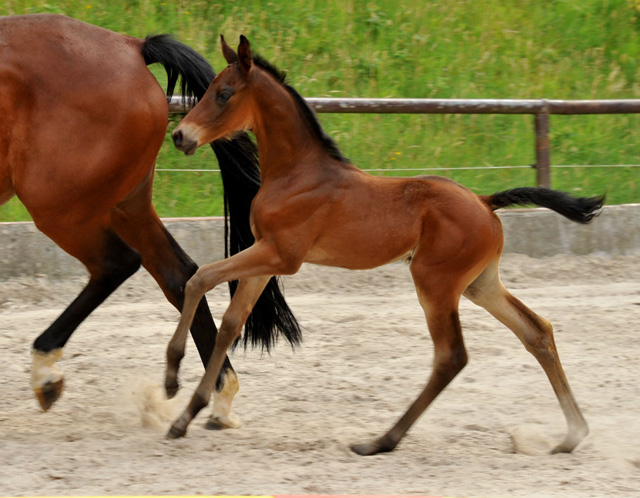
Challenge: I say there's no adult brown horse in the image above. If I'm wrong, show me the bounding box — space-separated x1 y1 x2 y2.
0 15 300 428
167 35 603 455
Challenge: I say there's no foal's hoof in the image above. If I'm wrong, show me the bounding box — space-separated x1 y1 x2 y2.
34 379 64 411
165 381 179 399
166 424 187 439
551 444 573 455
351 437 396 456
551 438 581 454
551 426 589 454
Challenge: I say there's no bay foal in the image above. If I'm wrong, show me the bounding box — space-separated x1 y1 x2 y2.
167 35 603 455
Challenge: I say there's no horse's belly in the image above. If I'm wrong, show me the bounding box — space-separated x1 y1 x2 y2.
305 225 417 270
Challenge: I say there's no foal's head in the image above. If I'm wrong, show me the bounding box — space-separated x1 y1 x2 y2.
172 35 261 155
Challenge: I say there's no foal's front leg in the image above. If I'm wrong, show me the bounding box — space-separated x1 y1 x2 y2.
164 240 289 398
165 239 296 438
167 275 271 438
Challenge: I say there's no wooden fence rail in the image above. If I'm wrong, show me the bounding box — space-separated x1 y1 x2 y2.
169 97 640 188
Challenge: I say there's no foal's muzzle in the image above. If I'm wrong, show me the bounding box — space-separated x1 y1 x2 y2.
172 129 198 156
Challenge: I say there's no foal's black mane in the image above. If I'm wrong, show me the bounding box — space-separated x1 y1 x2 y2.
253 55 351 164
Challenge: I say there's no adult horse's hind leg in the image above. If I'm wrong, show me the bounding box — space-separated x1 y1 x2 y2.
463 258 589 453
31 224 141 410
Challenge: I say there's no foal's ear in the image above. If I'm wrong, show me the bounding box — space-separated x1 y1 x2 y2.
237 35 253 73
220 35 238 65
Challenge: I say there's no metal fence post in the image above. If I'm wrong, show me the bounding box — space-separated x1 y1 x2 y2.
534 103 551 188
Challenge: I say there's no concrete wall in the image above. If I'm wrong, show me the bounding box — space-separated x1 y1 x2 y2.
1 204 638 280
498 203 639 257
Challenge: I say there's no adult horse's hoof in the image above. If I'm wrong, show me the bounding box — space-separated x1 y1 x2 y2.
34 379 64 411
31 348 64 410
204 413 241 431
166 424 187 439
205 369 241 430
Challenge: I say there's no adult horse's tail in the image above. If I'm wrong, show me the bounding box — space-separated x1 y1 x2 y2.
141 35 302 351
484 187 605 224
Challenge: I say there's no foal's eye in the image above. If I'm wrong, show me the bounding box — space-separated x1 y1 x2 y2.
217 91 232 103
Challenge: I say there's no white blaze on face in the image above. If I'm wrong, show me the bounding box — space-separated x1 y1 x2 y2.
211 369 241 429
31 348 64 389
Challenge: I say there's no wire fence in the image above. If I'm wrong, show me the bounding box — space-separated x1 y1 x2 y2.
156 164 640 174
167 96 640 187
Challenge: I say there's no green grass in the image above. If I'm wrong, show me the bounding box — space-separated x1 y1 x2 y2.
2 0 640 221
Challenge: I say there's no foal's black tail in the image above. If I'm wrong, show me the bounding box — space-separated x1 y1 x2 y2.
141 35 302 351
485 187 605 224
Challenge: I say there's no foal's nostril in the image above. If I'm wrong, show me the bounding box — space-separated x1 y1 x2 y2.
172 130 183 148
171 128 198 155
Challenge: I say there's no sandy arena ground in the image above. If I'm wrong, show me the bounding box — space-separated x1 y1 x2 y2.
0 253 639 497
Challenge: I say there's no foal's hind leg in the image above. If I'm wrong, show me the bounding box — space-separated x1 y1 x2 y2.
352 274 468 456
463 259 589 453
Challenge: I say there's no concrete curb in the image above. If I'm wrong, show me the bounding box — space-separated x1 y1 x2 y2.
1 204 638 280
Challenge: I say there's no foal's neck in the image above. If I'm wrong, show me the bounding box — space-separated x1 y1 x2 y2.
250 71 336 179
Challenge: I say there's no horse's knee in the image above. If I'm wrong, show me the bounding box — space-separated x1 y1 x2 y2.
185 269 208 298
219 312 245 343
